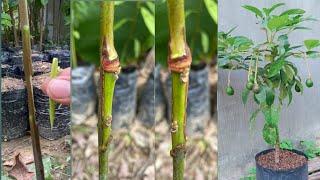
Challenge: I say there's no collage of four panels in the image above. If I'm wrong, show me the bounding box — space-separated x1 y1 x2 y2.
1 0 320 179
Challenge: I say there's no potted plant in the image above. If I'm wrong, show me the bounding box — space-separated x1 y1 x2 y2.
218 3 320 179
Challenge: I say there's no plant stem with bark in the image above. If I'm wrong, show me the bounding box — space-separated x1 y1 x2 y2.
19 0 44 179
167 0 191 179
99 2 119 179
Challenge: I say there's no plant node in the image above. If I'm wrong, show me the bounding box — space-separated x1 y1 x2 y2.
170 144 187 157
171 121 179 133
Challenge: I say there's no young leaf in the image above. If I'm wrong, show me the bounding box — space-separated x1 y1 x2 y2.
265 87 275 106
280 9 305 16
140 7 155 36
304 39 320 50
267 59 285 78
201 31 209 53
49 58 60 129
267 15 290 31
204 0 218 23
243 5 263 19
133 39 141 58
242 88 250 105
263 3 285 16
263 124 278 145
280 140 294 150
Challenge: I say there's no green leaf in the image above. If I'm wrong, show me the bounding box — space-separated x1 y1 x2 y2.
204 0 218 23
242 88 250 105
265 88 275 106
146 1 155 14
287 87 293 106
263 3 285 16
280 140 294 150
304 39 320 50
284 64 295 82
267 59 285 78
140 7 155 36
280 9 305 16
254 86 267 104
40 0 48 6
243 5 263 18
267 15 290 31
295 79 304 93
201 31 209 53
263 124 278 145
114 18 131 31
133 39 141 58
262 105 280 126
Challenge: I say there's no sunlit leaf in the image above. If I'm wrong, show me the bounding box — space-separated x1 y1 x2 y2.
140 7 155 36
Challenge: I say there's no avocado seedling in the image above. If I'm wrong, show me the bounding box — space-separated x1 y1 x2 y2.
218 3 320 179
49 58 60 129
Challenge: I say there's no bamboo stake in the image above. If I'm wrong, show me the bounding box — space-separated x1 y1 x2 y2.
167 0 191 179
18 0 45 179
99 1 120 179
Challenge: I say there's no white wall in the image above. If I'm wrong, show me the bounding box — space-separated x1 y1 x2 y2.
218 1 320 179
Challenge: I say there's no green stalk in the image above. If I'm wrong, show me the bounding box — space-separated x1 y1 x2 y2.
167 0 190 179
49 58 59 129
167 0 186 59
19 0 45 179
99 1 118 179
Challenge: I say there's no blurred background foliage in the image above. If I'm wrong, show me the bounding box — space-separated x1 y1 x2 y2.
156 0 217 67
72 0 155 67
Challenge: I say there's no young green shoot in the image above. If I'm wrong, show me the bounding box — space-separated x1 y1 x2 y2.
49 58 60 129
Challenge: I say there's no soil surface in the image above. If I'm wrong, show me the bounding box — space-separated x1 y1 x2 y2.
33 74 49 89
32 61 51 74
257 149 307 171
1 77 25 92
2 135 71 179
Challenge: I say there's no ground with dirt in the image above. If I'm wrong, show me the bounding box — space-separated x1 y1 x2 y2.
2 135 71 179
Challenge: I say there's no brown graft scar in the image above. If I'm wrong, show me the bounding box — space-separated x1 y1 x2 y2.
101 36 121 74
170 144 187 157
167 44 192 73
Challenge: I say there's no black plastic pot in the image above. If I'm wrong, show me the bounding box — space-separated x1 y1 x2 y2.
33 75 71 140
72 66 96 122
112 67 137 129
165 63 211 134
255 149 308 180
137 67 155 127
45 49 70 68
1 78 28 141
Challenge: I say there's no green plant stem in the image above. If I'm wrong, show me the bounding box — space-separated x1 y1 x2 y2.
167 0 186 59
99 2 118 179
167 0 189 179
49 58 59 129
19 0 44 179
171 73 188 180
